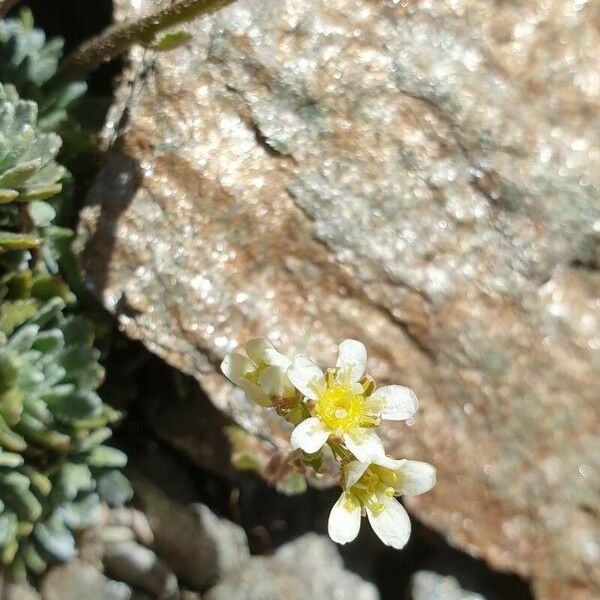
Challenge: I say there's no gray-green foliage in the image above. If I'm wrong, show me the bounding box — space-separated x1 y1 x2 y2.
0 298 132 579
0 82 65 255
0 16 131 580
0 10 87 132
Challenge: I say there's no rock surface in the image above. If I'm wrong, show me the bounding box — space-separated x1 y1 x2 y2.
103 541 179 599
77 0 600 598
410 571 486 600
129 471 250 589
41 561 132 600
204 533 378 600
0 582 40 600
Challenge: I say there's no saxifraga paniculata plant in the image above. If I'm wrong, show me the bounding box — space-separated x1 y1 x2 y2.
0 83 132 579
0 298 132 580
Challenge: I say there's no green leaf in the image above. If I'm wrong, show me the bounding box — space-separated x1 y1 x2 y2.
20 466 51 497
28 200 55 227
0 189 19 203
95 471 133 507
60 493 100 529
13 413 70 451
85 446 127 469
0 417 26 452
6 323 38 351
22 395 52 425
58 344 100 374
0 299 38 336
151 31 192 51
3 269 33 298
1 538 18 566
0 231 40 249
53 463 93 501
17 521 33 537
0 388 23 426
34 517 75 562
0 477 42 521
43 389 102 423
29 297 65 328
61 316 93 346
0 350 19 390
30 273 74 302
0 451 23 468
0 158 42 188
19 183 62 201
72 426 111 453
0 511 18 547
0 470 29 490
21 541 47 575
30 328 63 353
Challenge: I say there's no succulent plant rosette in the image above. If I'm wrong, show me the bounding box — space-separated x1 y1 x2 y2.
222 338 436 549
0 298 132 580
0 76 131 578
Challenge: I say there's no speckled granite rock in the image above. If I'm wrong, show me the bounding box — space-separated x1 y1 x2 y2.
103 541 179 599
0 582 40 600
76 0 600 598
41 561 131 600
129 472 250 589
204 533 378 600
410 572 486 600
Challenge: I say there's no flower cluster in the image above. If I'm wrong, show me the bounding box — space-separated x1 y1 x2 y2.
221 338 436 549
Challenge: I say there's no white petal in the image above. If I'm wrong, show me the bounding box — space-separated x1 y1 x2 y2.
369 385 418 420
235 378 271 407
221 353 255 387
245 338 291 368
287 355 325 400
290 417 330 453
343 430 385 463
328 492 362 545
258 365 294 398
369 454 405 470
220 354 270 406
336 339 367 382
344 460 369 488
366 497 411 549
394 460 436 496
242 384 271 407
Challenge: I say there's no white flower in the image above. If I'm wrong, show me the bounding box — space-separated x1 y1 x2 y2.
221 338 295 406
328 458 436 548
287 339 418 462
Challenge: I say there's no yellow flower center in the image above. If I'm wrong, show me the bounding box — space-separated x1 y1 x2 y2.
315 384 365 432
312 369 379 433
346 465 397 515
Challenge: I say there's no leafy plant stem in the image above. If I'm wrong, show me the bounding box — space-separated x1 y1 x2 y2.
55 0 238 82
